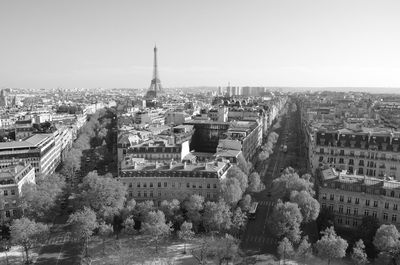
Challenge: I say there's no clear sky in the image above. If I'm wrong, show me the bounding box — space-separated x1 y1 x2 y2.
1 0 400 90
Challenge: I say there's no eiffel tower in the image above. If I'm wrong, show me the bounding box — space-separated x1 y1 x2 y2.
146 45 163 98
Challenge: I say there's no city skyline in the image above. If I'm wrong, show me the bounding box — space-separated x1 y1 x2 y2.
1 0 400 91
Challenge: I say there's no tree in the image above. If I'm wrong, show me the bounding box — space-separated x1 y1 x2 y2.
239 194 252 211
277 237 294 265
373 224 400 255
290 190 320 223
316 207 335 233
358 216 379 258
191 237 214 265
315 226 348 265
78 171 127 220
258 151 269 161
231 208 247 238
358 216 379 243
123 215 136 236
351 239 368 265
10 218 49 264
182 195 204 231
270 200 303 243
178 221 195 254
248 172 261 192
220 178 243 205
98 222 113 255
237 154 251 175
226 166 248 192
272 169 314 200
133 200 154 225
62 148 82 176
203 200 232 232
20 173 66 221
296 236 312 265
68 207 98 257
141 210 172 253
0 238 11 265
160 199 183 229
213 234 239 265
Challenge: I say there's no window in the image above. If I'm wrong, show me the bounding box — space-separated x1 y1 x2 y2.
207 193 210 199
372 212 377 218
137 192 141 197
129 191 132 197
172 183 175 188
12 210 17 216
150 182 153 188
364 210 369 216
340 195 344 202
394 204 398 211
365 200 370 206
137 183 141 188
391 191 395 197
187 183 190 188
164 182 167 187
144 192 147 198
11 189 15 196
199 184 202 189
339 205 343 213
322 193 327 200
329 204 334 211
330 194 335 201
5 211 10 218
345 219 350 225
393 215 397 222
4 190 8 196
128 183 132 188
213 184 217 189
347 197 352 203
355 198 359 204
158 192 161 197
374 201 378 207
150 191 153 198
353 208 358 215
383 213 388 221
346 208 351 215
158 182 161 187
337 218 343 224
385 202 389 209
143 183 147 188
353 220 358 227
192 184 196 188
207 183 210 189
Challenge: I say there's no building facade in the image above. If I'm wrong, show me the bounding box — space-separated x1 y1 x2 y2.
120 160 231 203
0 163 35 222
319 168 400 230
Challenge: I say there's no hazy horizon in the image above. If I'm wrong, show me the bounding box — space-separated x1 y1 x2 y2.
1 1 400 91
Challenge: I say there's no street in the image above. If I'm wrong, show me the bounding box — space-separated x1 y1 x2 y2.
241 101 307 254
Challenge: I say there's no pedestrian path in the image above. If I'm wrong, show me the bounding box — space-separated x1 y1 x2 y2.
243 235 277 245
45 232 76 245
258 201 275 207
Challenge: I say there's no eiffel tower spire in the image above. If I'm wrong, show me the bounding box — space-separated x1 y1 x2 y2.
146 45 162 98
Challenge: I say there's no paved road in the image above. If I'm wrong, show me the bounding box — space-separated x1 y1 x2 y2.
35 227 82 265
241 102 307 255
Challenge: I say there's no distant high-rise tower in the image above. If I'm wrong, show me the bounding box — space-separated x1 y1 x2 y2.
146 45 163 98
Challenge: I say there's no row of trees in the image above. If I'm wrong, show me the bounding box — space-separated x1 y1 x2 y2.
0 109 119 264
271 167 371 265
258 132 279 161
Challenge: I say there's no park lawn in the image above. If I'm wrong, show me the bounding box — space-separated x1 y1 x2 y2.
86 235 209 265
0 245 40 265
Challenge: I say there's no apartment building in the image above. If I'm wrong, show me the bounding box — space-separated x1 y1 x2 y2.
0 163 35 222
120 160 231 203
0 133 61 176
319 168 400 229
311 128 400 180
